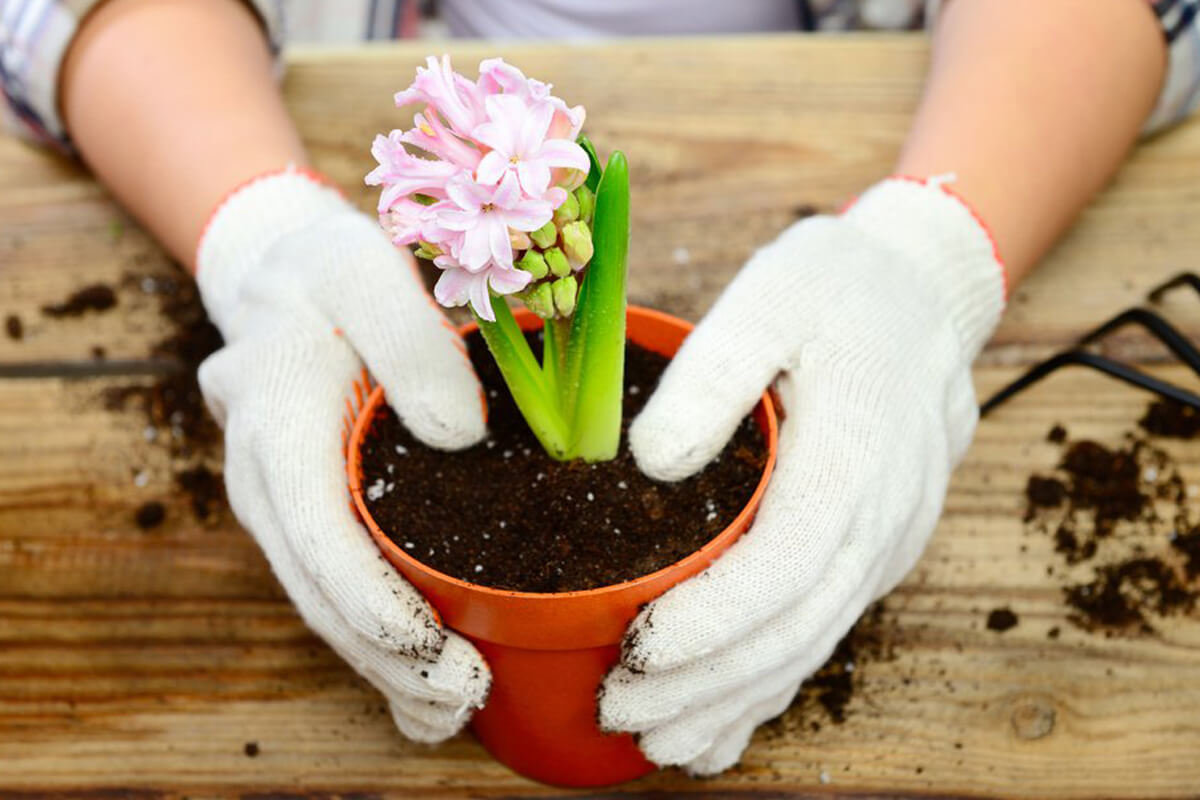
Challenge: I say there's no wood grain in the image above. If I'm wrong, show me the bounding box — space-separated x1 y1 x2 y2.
3 35 1200 798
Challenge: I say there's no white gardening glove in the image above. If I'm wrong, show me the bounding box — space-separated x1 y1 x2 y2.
599 177 1006 774
196 169 490 742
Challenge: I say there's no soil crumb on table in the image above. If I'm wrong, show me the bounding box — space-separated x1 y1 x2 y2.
134 501 166 530
1024 404 1200 635
41 283 117 317
4 314 22 340
986 607 1019 632
359 331 768 593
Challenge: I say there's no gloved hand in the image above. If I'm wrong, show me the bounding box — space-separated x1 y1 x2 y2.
196 168 490 742
599 177 1006 774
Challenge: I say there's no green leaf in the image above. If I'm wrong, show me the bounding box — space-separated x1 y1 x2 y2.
474 301 570 459
564 150 630 462
578 134 604 194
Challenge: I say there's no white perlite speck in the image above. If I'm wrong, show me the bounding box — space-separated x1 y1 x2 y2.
394 444 408 456
617 480 628 489
133 470 149 487
1144 467 1159 482
587 492 595 501
819 771 830 785
474 564 483 573
366 479 386 502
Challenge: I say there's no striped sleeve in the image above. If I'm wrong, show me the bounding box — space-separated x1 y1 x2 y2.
1145 0 1200 133
0 0 284 151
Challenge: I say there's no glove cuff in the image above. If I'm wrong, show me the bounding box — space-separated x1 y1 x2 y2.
842 176 1007 361
196 166 352 334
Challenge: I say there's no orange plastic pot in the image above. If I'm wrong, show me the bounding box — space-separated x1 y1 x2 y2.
346 306 778 787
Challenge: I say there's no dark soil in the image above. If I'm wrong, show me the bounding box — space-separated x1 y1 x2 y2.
1063 557 1193 632
359 331 768 593
1025 417 1200 635
41 283 117 317
1140 399 1200 440
176 465 223 522
986 607 1019 632
134 501 166 530
5 314 22 340
93 270 225 523
762 602 896 736
243 742 259 757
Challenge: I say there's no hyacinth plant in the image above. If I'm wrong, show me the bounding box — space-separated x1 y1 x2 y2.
366 56 630 462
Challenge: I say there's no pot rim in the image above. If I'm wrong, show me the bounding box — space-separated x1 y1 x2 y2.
346 304 778 601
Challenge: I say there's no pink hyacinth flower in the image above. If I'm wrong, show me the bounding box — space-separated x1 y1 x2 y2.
401 107 481 170
434 259 533 322
478 57 586 140
365 131 459 212
438 173 554 272
394 55 487 138
472 94 590 196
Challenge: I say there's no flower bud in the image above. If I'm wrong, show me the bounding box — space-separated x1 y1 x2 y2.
544 246 571 278
413 240 442 260
517 249 549 280
574 185 594 223
552 276 578 317
561 220 593 269
524 283 555 319
553 192 580 225
560 168 588 192
510 228 532 251
530 220 558 250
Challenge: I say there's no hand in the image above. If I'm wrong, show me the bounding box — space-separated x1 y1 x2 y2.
196 169 490 742
599 177 1006 774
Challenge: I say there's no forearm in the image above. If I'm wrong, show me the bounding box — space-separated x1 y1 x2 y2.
60 0 307 272
896 0 1166 285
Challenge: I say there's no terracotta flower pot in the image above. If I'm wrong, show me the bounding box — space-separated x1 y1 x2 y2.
346 305 778 787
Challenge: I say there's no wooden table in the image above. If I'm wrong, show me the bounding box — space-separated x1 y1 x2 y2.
4 35 1200 798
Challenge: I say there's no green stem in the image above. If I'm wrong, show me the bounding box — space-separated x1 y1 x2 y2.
543 315 573 414
473 301 571 460
565 151 630 462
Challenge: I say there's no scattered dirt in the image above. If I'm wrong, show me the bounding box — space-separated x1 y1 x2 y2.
762 602 896 736
243 741 259 757
41 283 117 317
1140 399 1200 439
134 501 166 530
986 607 1019 632
5 314 22 340
1024 405 1200 635
83 269 226 524
359 331 768 593
176 465 223 522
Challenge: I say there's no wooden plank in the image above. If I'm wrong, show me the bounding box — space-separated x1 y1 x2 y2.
4 36 1200 797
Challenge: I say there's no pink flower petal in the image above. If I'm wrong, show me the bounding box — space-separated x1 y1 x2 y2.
517 159 552 197
458 225 493 272
536 139 590 172
475 150 509 185
433 266 475 308
489 266 533 295
500 196 554 232
469 274 496 321
488 217 514 269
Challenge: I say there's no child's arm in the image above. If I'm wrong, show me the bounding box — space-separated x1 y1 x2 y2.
60 0 306 270
898 0 1166 284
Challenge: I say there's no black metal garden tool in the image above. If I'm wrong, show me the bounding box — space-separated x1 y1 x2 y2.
980 273 1200 416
